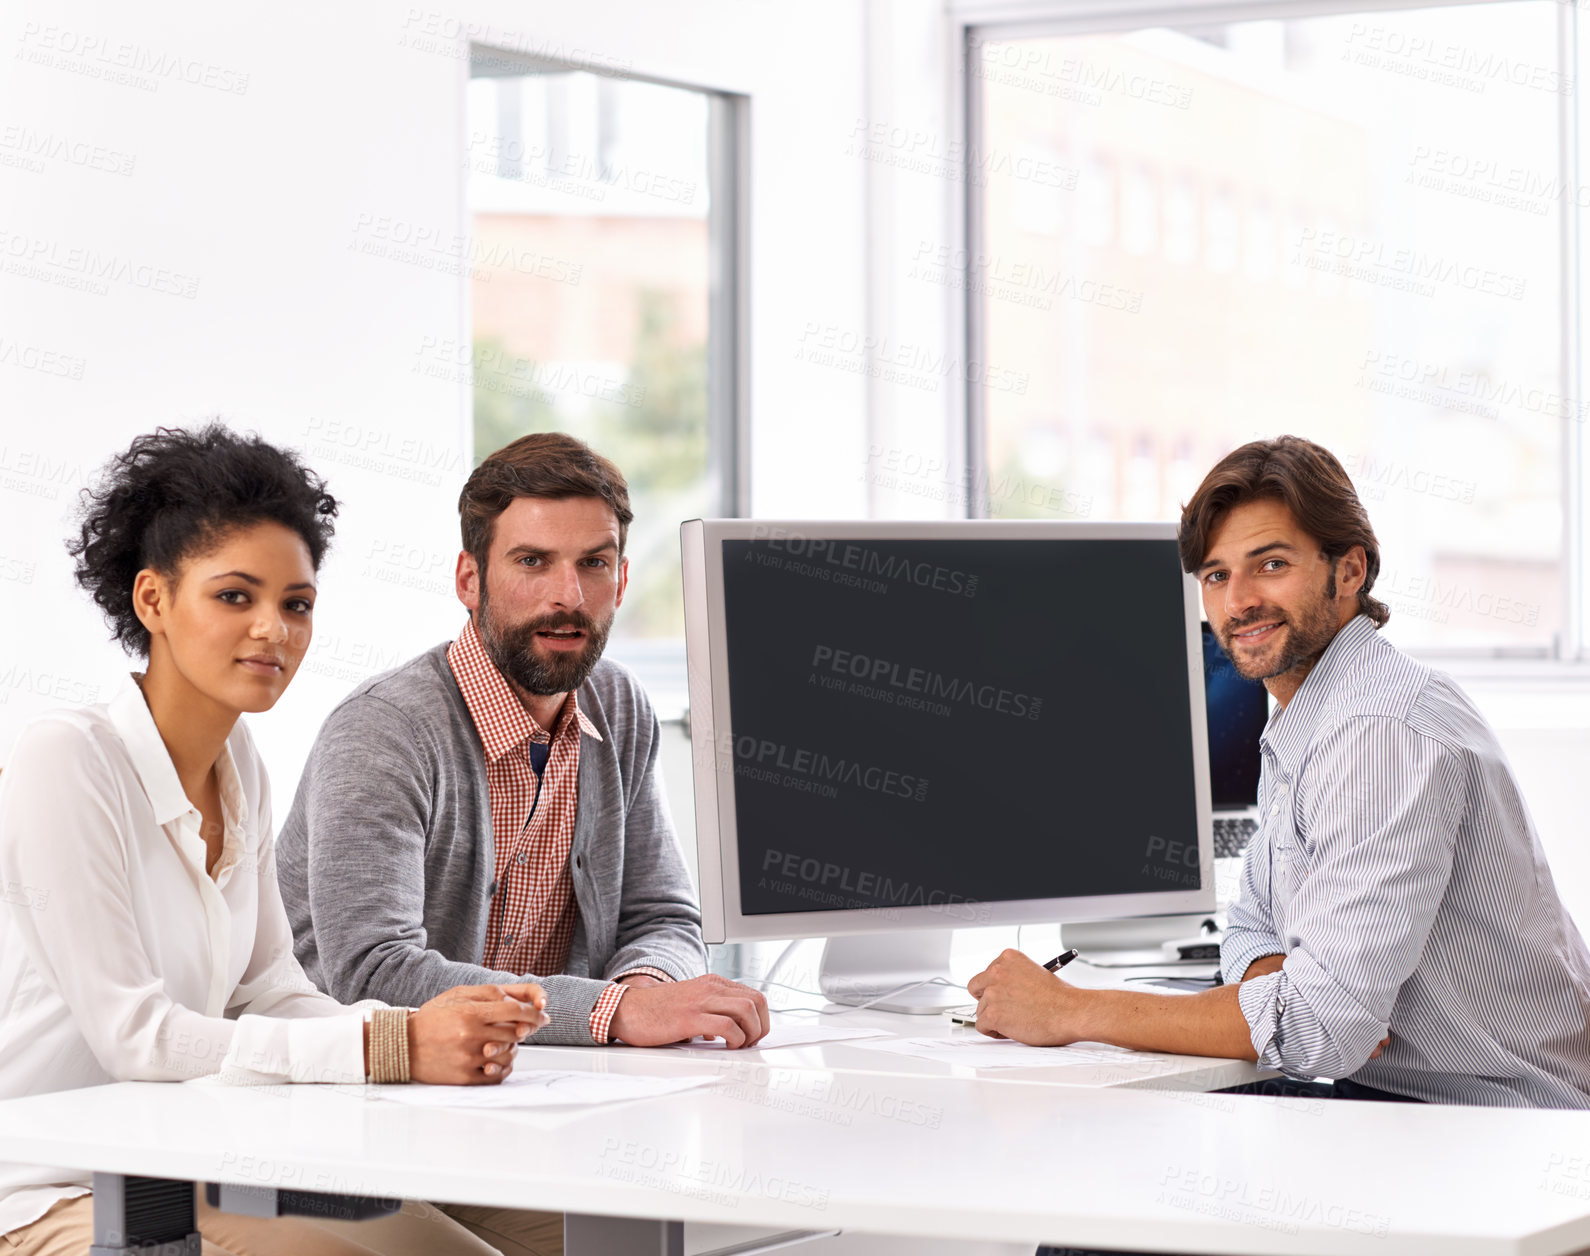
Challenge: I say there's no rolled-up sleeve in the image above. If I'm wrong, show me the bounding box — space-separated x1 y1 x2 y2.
1220 824 1284 986
1236 718 1462 1078
1222 927 1285 989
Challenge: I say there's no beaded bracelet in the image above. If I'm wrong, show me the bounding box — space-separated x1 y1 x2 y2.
368 1007 411 1084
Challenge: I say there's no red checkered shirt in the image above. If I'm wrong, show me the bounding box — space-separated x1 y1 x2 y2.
448 619 669 1043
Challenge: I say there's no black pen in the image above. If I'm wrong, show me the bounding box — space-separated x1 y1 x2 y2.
1043 949 1079 972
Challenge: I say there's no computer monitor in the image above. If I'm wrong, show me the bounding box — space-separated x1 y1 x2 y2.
1064 622 1269 963
681 519 1215 1011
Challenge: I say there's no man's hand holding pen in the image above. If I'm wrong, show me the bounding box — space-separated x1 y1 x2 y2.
965 948 1087 1044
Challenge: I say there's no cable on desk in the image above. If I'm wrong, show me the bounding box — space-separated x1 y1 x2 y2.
751 939 805 995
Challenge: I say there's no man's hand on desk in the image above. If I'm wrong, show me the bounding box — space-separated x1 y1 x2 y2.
968 947 1394 1062
966 949 1085 1045
968 950 1257 1058
409 983 548 1084
609 974 771 1048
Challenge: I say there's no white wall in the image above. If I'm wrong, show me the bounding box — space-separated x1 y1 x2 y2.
0 0 905 812
1494 728 1590 935
1466 685 1590 935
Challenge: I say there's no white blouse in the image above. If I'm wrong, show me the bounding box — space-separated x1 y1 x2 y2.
0 679 370 1236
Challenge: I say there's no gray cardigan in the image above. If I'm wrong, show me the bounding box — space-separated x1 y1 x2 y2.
276 644 707 1045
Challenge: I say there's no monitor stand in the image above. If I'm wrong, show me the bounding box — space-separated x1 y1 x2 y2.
817 930 966 1014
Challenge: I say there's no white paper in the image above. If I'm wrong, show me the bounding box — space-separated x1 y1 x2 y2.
367 1070 718 1109
847 1035 1140 1070
667 1023 891 1052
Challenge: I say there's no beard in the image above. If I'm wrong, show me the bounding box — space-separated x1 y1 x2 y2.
1217 570 1341 683
476 585 613 698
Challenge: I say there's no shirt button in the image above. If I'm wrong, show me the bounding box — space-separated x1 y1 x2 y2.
515 851 529 865
1270 804 1280 815
503 933 516 945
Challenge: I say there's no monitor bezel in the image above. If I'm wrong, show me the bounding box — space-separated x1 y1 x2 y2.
681 518 1215 944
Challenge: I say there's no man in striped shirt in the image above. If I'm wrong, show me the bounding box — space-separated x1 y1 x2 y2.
972 435 1590 1108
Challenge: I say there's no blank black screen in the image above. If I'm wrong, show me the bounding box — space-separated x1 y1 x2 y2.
720 536 1202 915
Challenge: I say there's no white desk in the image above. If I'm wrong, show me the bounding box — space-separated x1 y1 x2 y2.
3 1037 1590 1256
622 1009 1269 1094
654 963 1269 1093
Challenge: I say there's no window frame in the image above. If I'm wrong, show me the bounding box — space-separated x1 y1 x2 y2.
465 46 752 715
955 0 1590 671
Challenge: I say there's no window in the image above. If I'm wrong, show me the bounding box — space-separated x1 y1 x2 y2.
967 3 1574 655
466 54 744 708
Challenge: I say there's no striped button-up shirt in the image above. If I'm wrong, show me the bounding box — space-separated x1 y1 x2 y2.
1221 614 1590 1107
449 620 668 1043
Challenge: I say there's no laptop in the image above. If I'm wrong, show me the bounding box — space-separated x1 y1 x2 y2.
1201 621 1269 908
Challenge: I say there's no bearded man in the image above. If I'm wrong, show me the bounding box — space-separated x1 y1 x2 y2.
971 435 1590 1112
280 433 767 1066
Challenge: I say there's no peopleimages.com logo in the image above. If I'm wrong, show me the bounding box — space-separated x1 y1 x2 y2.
759 848 985 921
750 524 978 597
700 730 929 803
809 645 1043 721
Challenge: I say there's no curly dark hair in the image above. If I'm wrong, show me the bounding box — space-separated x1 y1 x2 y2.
68 423 339 657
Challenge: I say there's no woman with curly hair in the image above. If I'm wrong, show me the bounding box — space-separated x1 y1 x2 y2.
0 424 551 1256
